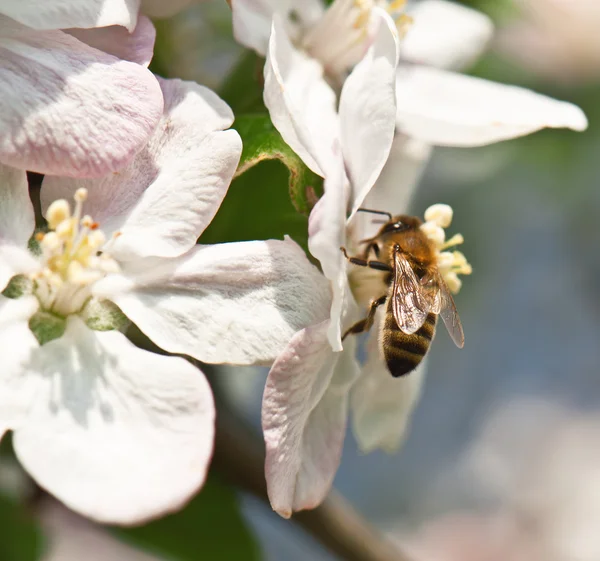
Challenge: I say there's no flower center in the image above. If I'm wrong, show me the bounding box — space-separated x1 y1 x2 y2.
300 0 410 82
31 188 119 317
420 204 472 294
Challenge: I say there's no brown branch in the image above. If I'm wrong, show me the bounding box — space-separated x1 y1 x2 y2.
213 403 414 561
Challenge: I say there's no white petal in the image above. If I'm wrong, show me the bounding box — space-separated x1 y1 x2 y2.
308 150 347 351
231 0 324 56
0 21 163 178
351 331 426 453
231 0 279 56
403 0 494 71
66 15 156 67
13 316 215 525
395 65 588 147
263 323 359 517
0 0 139 31
42 78 241 260
0 295 39 439
340 9 399 217
264 16 339 178
93 237 331 365
350 135 432 243
0 165 38 290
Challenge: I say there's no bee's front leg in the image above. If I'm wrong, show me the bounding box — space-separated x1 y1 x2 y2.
340 247 392 272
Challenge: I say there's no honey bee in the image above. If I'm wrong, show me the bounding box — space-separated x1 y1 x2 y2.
341 209 464 377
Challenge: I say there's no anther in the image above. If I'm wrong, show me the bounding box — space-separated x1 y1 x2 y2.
47 199 71 230
74 188 88 202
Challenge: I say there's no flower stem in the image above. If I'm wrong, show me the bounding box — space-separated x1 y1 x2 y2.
213 401 414 561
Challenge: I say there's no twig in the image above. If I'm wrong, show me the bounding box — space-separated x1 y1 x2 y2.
213 403 413 561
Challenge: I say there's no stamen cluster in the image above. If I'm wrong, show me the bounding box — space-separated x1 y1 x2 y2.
301 0 409 80
31 188 119 317
420 203 472 293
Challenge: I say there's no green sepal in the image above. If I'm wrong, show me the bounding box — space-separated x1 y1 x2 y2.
83 299 129 332
233 114 323 215
28 311 66 346
2 276 31 300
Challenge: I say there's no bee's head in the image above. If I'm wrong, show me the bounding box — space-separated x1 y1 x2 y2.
379 214 422 236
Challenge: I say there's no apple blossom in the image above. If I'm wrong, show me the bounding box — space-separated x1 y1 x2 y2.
391 0 588 147
259 0 589 519
0 3 163 178
0 77 330 524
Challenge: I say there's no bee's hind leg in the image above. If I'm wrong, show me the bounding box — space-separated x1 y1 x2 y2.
342 295 387 341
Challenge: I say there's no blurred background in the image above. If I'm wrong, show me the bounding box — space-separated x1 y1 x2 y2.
4 0 600 559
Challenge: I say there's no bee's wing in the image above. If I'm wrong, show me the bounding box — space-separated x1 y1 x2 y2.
436 275 465 348
392 251 431 334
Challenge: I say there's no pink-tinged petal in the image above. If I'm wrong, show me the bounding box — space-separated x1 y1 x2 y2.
93 237 331 365
340 9 400 217
308 148 347 352
403 0 494 71
263 323 359 517
264 15 339 178
66 15 156 67
395 65 588 147
0 295 39 439
0 0 139 31
351 330 426 453
0 165 38 290
350 135 432 244
42 78 240 260
0 22 163 178
13 316 215 525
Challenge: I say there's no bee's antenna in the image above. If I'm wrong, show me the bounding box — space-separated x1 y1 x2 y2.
357 208 392 221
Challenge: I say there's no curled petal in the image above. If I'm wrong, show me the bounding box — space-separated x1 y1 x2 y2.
350 135 432 244
0 165 38 290
13 316 215 525
263 323 359 517
0 21 163 177
308 148 347 351
351 328 426 453
340 8 400 217
395 65 588 147
0 295 39 439
93 237 331 365
0 0 139 31
43 78 240 260
403 0 494 71
66 15 156 67
264 15 338 178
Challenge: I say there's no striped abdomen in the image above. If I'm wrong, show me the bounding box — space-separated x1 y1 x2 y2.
381 304 437 377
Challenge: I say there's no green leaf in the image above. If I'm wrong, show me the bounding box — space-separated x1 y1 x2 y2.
233 114 323 215
115 475 261 561
200 157 311 253
218 51 267 114
0 494 44 561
